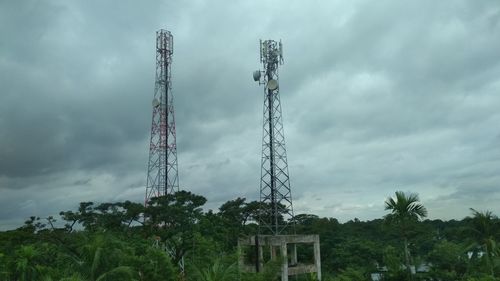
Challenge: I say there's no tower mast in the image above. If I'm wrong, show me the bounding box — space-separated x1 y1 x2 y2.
145 29 179 204
239 40 321 281
253 40 294 235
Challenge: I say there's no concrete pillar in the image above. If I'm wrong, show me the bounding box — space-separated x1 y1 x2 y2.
281 242 288 281
314 236 322 281
258 245 263 271
238 243 244 270
290 244 297 265
271 245 276 259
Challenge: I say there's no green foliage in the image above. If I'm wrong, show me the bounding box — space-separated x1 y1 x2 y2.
427 240 467 280
3 190 500 281
380 245 407 281
14 245 40 281
131 247 176 281
145 190 207 230
94 266 137 281
330 267 367 281
465 276 500 281
192 258 238 281
466 209 500 277
0 252 9 280
240 259 282 281
59 274 86 281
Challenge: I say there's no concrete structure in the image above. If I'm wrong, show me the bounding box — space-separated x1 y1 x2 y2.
238 234 321 281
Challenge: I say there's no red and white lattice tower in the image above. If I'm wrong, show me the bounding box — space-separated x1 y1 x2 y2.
145 29 179 204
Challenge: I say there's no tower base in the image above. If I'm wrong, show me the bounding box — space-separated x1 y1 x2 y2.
238 234 322 281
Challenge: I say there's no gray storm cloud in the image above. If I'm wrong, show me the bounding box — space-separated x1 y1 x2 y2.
1 0 499 230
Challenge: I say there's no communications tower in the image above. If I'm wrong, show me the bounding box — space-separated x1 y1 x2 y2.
253 40 294 235
239 40 321 281
145 29 179 204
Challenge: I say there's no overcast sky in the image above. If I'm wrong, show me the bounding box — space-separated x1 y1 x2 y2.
1 0 500 230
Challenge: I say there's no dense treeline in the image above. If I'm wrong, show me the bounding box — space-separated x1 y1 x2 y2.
0 190 499 281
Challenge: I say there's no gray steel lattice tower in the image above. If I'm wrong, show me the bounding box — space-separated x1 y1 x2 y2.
145 29 179 204
254 40 295 235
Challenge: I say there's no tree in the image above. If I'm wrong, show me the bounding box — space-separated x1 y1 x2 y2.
14 245 40 281
427 240 467 280
218 198 250 249
144 190 207 266
467 209 500 277
75 233 138 281
383 245 406 280
133 247 176 281
144 190 207 231
59 202 98 232
121 201 145 228
384 191 427 280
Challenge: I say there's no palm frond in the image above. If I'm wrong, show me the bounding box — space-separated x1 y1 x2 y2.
90 247 102 281
59 273 87 281
384 191 427 222
95 266 137 281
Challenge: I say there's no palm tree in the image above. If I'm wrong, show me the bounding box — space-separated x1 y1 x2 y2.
193 258 238 281
384 191 427 280
468 208 499 277
61 233 138 281
15 245 40 281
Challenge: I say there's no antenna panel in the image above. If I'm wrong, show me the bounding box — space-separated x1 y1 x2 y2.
253 70 261 82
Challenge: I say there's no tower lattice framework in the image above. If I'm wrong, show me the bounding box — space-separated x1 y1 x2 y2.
145 29 179 204
255 40 295 235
